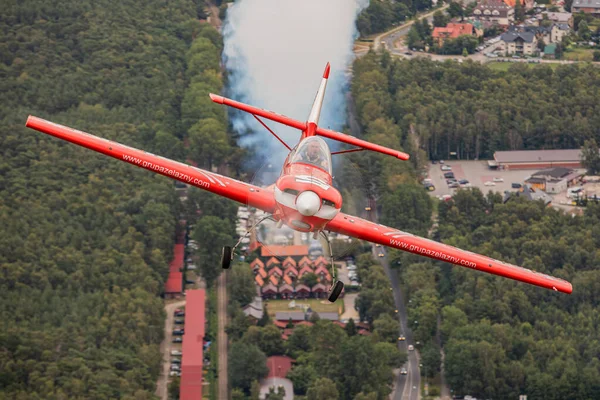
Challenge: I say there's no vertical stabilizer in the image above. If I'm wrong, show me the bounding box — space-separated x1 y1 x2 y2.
307 62 330 125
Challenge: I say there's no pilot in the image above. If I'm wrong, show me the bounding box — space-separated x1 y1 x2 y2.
301 141 328 169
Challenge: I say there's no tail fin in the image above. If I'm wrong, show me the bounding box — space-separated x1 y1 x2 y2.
307 62 330 125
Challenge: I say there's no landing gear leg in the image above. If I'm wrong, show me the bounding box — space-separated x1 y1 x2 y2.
221 214 272 269
320 231 344 302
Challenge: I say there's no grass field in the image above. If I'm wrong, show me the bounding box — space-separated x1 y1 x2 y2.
563 48 595 61
265 298 342 316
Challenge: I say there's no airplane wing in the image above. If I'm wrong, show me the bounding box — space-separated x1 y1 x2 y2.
325 212 572 294
25 116 277 213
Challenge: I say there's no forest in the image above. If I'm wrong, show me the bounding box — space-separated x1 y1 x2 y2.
350 51 600 399
0 0 229 398
351 52 600 162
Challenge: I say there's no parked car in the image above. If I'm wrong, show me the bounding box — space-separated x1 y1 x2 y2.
511 183 522 189
171 350 182 356
171 358 181 364
493 177 504 182
347 265 357 271
174 311 185 317
170 364 180 371
174 319 184 325
459 179 469 185
484 181 496 186
441 165 452 171
173 329 184 336
172 337 183 343
169 371 181 377
448 182 459 188
444 172 455 179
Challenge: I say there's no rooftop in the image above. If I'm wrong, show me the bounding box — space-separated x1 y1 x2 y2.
494 149 582 163
573 0 600 9
261 245 309 257
433 23 474 39
501 31 536 43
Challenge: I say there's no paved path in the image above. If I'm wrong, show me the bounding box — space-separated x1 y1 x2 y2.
217 271 229 400
155 299 186 400
341 292 359 322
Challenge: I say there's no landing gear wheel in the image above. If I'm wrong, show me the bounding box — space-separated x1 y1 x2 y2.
328 281 344 303
221 246 232 269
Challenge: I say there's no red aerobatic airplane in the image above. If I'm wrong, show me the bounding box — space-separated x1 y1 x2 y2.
26 63 572 302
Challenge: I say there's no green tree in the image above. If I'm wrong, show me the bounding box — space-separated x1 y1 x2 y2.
514 0 525 22
594 51 600 62
420 344 441 378
345 318 358 336
301 272 319 287
433 11 448 27
581 139 600 174
462 47 468 57
578 20 591 41
228 263 257 307
306 377 340 400
373 314 400 343
187 118 230 169
229 342 269 393
288 363 318 396
448 2 464 19
192 215 234 286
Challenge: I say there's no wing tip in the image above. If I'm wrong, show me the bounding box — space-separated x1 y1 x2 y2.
25 115 36 128
397 151 410 160
323 62 330 79
209 93 224 104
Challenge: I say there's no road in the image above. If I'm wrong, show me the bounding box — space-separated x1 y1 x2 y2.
365 204 420 400
217 271 229 400
155 299 186 400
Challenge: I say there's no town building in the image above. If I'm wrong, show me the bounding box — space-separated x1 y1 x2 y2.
524 167 584 193
472 0 515 27
491 149 583 170
432 23 475 47
537 12 573 27
499 31 538 55
503 185 553 205
572 0 600 17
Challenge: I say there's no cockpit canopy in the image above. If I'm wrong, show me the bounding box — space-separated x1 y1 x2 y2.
290 137 332 174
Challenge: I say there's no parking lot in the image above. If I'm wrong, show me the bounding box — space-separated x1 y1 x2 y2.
426 160 536 198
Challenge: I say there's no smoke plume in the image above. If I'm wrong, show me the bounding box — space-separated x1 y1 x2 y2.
222 0 369 167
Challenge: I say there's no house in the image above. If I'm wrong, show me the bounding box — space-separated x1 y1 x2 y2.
279 283 294 299
261 245 309 258
268 266 283 277
180 289 206 400
432 23 475 46
313 256 328 269
243 296 264 321
503 185 553 205
551 24 570 44
255 275 265 287
298 265 314 278
572 0 600 17
250 258 265 272
266 257 281 269
311 283 328 299
524 167 583 193
295 284 310 299
538 12 573 27
472 0 515 27
282 274 293 286
507 24 569 45
499 31 538 55
544 43 557 59
298 256 312 269
503 0 534 8
314 265 332 283
282 256 296 269
257 267 267 279
285 266 298 279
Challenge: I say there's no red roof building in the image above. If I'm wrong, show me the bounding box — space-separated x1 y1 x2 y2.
255 275 265 287
268 266 283 277
180 289 206 400
285 266 299 278
251 258 265 271
432 23 474 46
298 256 312 269
266 257 281 268
261 245 309 258
257 267 267 279
282 256 297 269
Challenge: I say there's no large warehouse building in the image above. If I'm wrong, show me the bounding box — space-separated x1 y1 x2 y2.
490 149 582 170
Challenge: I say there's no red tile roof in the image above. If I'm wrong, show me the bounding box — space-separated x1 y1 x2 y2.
274 320 288 329
257 267 267 278
298 265 313 277
165 243 184 294
283 274 293 285
269 275 279 286
250 258 265 269
268 266 283 277
266 356 294 378
261 245 309 257
296 321 314 327
432 23 474 39
286 266 299 277
255 275 264 287
266 257 281 267
298 256 312 267
283 256 297 267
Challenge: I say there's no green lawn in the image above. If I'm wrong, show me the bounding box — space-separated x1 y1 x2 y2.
563 48 595 61
265 298 341 316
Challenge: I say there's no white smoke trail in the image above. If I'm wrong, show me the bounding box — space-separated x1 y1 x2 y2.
222 0 369 166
